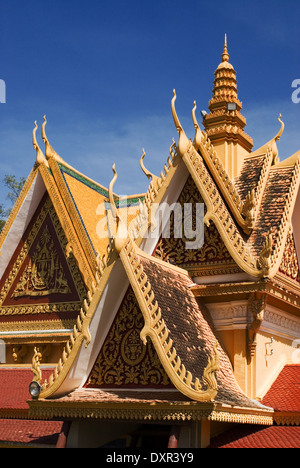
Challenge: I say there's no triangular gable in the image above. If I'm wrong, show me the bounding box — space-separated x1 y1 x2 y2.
85 286 172 389
0 193 86 328
153 175 241 277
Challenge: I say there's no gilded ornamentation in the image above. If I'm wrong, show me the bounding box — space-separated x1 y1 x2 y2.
12 226 70 298
120 237 220 401
31 347 42 384
12 345 27 363
279 229 300 282
247 293 266 358
86 288 171 388
0 195 86 316
154 176 235 275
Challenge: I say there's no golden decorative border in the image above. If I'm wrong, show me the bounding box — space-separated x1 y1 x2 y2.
119 237 220 402
0 195 86 316
28 397 273 425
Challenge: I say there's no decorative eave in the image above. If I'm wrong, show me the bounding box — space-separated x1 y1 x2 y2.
28 389 273 425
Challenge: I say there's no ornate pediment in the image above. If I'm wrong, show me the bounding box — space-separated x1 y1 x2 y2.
153 176 240 276
0 194 86 319
85 287 172 389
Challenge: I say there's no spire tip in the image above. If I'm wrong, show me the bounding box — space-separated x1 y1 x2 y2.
222 33 229 62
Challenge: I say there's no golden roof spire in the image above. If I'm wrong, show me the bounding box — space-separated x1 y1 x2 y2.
202 35 253 177
222 33 229 63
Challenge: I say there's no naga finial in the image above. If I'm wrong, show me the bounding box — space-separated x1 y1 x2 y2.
171 89 190 156
32 121 46 166
108 163 118 220
140 148 158 182
171 89 182 134
275 114 284 142
192 100 202 149
108 164 128 253
42 115 64 162
31 347 42 384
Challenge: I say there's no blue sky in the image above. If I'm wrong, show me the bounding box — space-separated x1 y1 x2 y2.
0 0 299 206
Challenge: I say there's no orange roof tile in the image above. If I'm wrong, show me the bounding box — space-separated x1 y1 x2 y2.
0 418 63 446
208 425 300 448
262 365 300 412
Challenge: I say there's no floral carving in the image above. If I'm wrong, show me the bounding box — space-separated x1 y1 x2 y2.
279 229 300 282
154 176 236 275
86 288 171 388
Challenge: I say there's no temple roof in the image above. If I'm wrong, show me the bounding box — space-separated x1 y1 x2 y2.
1 38 300 436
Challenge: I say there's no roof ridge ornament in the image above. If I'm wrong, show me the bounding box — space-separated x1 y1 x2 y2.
140 148 158 182
192 100 202 149
42 115 64 163
171 89 190 156
32 121 47 166
108 164 129 253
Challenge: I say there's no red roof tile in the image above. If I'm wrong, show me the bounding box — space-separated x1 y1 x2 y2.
0 368 54 416
262 365 300 412
208 425 300 448
0 418 63 446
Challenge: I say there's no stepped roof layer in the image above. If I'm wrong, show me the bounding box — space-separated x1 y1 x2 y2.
1 39 300 441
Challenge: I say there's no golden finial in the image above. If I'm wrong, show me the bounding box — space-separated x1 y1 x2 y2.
42 115 64 162
140 148 158 182
171 89 189 156
275 114 284 142
192 100 202 149
222 33 229 63
32 121 46 166
31 347 42 384
108 164 128 253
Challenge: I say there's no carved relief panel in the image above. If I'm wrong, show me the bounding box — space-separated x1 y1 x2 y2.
0 194 86 329
86 287 172 388
154 176 240 276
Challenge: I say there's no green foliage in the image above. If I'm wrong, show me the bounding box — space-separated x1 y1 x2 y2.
0 175 26 233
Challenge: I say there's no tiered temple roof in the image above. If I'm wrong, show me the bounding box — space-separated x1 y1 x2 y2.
0 36 300 448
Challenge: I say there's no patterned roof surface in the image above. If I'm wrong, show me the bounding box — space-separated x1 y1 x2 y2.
262 365 300 412
136 255 267 410
59 163 143 256
0 368 53 416
0 368 63 446
208 424 300 448
0 418 63 446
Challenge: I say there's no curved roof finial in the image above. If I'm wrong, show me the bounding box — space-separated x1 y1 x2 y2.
275 114 284 142
42 115 64 162
108 163 118 221
108 164 128 253
222 33 229 63
171 89 190 156
171 89 182 134
32 121 46 166
140 148 158 182
192 100 202 149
